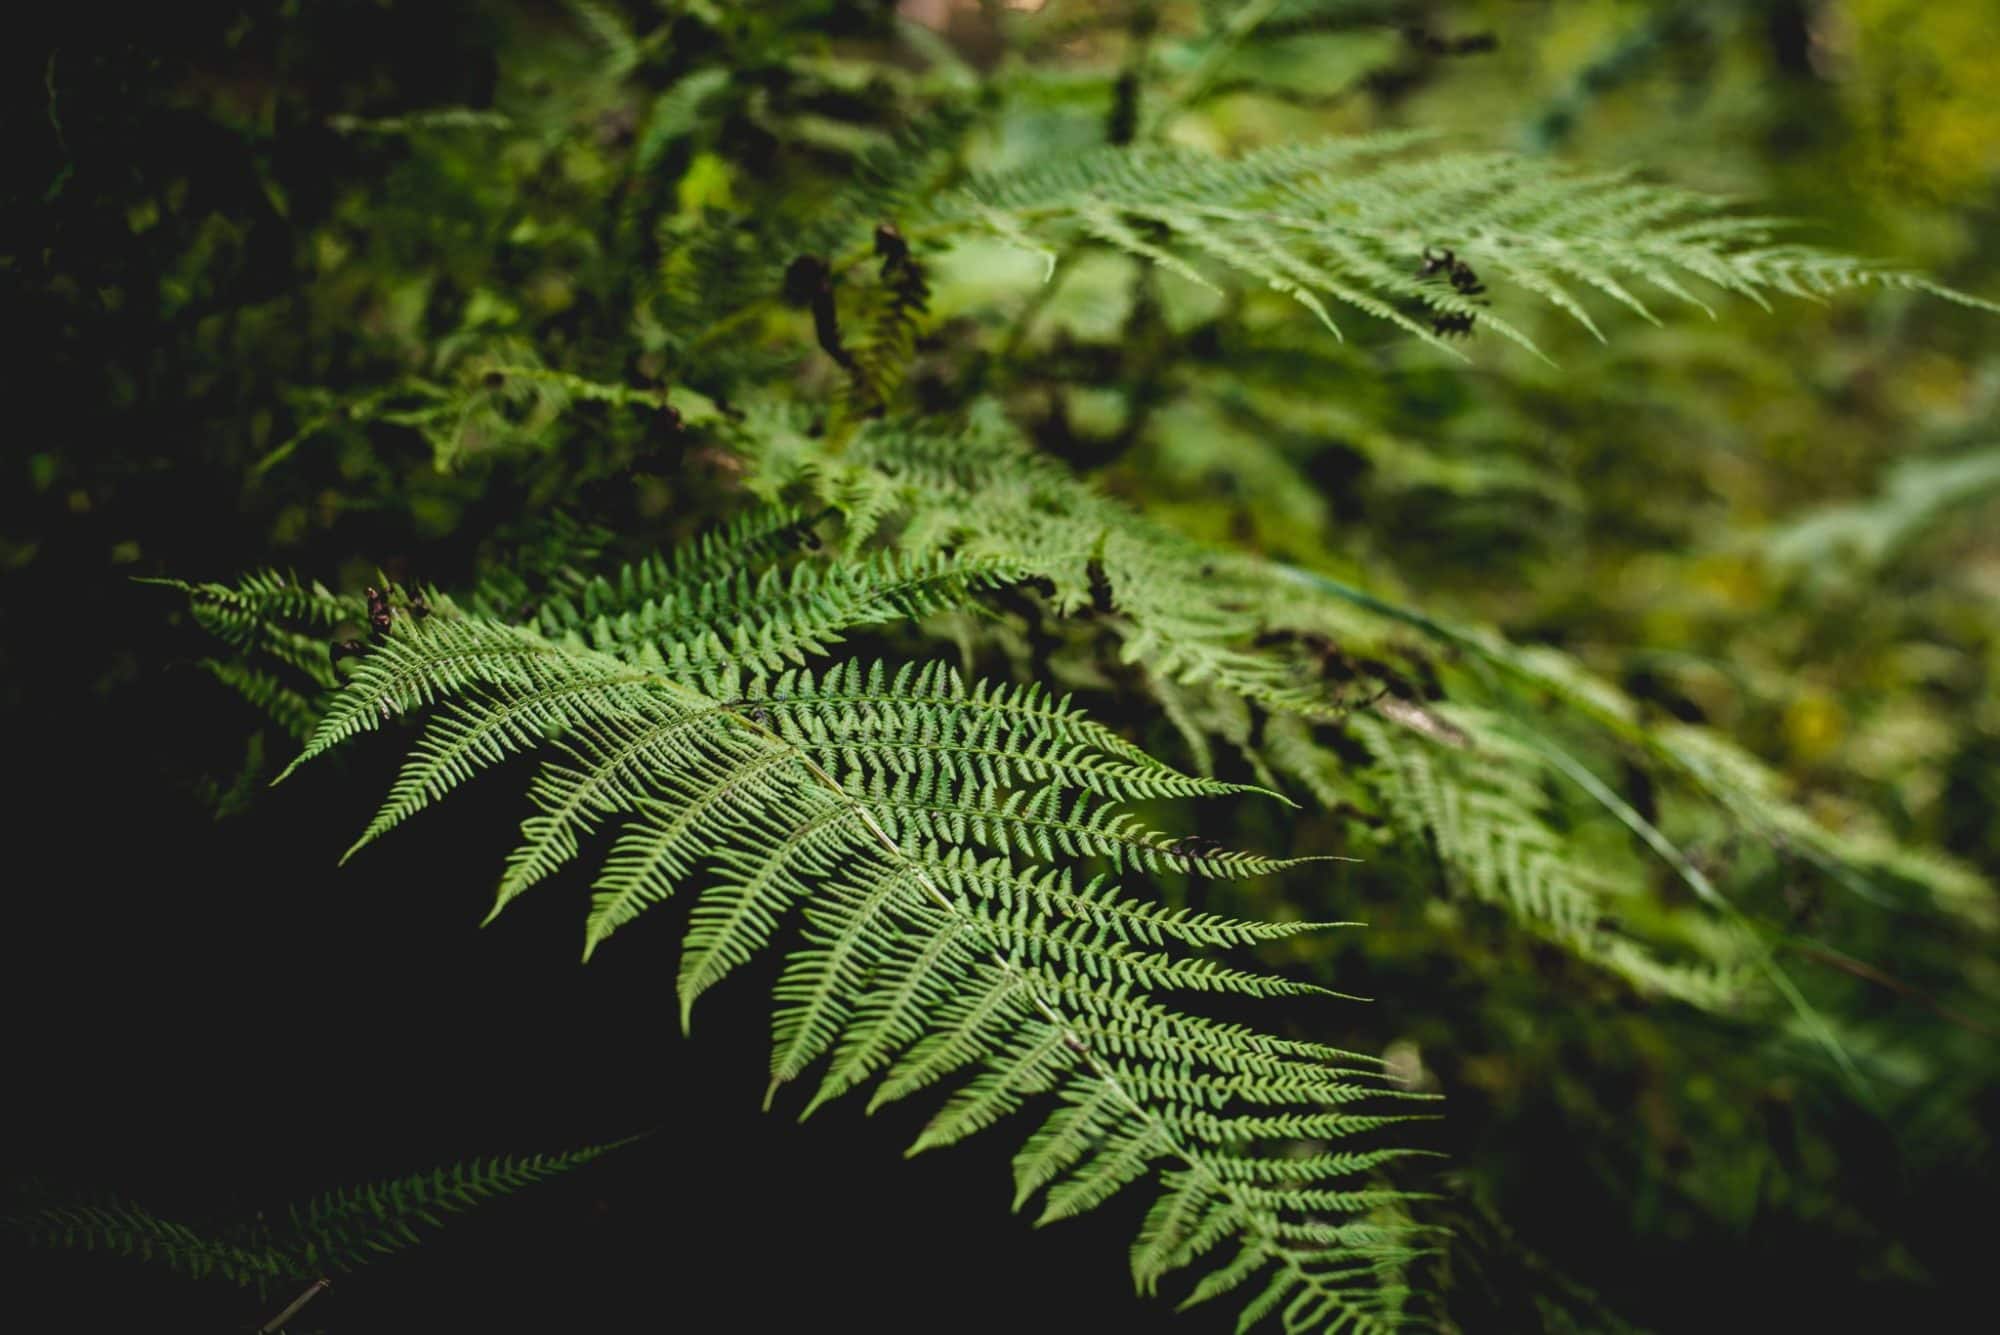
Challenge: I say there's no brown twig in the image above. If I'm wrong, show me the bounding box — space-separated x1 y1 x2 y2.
1789 941 2000 1038
260 1278 330 1334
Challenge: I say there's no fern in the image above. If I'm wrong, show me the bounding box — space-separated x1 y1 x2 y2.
744 404 1356 720
165 373 1996 1323
206 574 1446 1328
132 18 2000 1324
1348 704 1754 1011
6 1141 631 1298
924 136 2000 359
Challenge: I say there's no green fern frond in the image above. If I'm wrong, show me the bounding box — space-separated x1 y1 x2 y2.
146 572 364 736
743 405 1357 720
1657 723 1999 930
8 1195 290 1289
276 595 1433 1330
1762 444 2000 573
146 571 358 684
926 137 1997 357
1262 561 1998 934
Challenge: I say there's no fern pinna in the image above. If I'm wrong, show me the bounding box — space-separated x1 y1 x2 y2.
206 530 1438 1327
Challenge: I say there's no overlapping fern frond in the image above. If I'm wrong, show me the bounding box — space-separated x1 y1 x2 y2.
745 403 1354 722
145 571 363 742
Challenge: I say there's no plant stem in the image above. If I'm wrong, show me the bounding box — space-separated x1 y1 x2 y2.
259 1278 330 1333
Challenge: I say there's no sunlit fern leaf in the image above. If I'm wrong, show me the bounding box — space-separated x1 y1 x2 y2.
262 598 1433 1331
577 656 1308 965
329 544 1030 872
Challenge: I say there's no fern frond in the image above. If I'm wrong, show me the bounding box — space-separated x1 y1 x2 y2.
7 1195 289 1289
284 598 1431 1330
1657 723 1999 930
1763 444 2000 573
1263 560 1999 934
286 614 580 780
148 571 366 739
747 405 1356 720
147 571 358 685
5 1140 630 1297
927 138 1997 356
282 1141 630 1271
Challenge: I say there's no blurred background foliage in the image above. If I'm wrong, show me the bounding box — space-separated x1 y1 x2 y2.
4 1 1996 1330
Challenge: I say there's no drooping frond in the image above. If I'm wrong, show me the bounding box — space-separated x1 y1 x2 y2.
199 660 322 743
144 571 365 737
6 1193 290 1291
281 597 1435 1330
1655 722 1998 931
724 401 1993 1021
1257 560 1999 930
280 1141 633 1273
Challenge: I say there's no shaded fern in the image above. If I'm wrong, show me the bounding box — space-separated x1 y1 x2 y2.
5 1141 632 1298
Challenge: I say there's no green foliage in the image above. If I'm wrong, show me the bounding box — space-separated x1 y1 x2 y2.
19 0 2000 1328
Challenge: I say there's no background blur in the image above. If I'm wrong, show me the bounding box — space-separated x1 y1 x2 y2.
4 2 1995 1329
